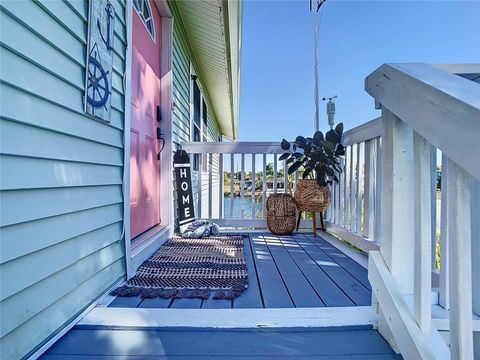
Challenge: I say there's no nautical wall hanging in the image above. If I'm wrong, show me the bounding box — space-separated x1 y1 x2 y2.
84 0 115 122
174 149 195 232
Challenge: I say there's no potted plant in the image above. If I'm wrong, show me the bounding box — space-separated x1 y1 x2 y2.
279 123 345 213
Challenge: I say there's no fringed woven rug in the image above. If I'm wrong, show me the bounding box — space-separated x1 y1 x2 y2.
111 235 248 300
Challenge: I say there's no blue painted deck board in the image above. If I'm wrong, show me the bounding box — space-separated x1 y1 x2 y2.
297 235 371 306
201 298 232 308
305 234 372 290
262 234 324 307
138 297 172 308
42 327 401 358
170 298 202 308
248 234 294 308
232 234 263 308
280 235 354 307
108 296 143 308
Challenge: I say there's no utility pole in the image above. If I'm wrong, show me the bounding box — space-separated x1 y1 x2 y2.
310 0 326 131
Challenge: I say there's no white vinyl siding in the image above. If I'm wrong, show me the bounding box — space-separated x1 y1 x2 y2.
0 1 127 359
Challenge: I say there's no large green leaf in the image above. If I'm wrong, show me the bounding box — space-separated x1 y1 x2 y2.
288 160 303 175
313 131 324 145
281 139 290 150
279 152 290 161
335 123 344 137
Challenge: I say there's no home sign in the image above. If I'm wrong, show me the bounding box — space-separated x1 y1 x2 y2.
174 149 195 232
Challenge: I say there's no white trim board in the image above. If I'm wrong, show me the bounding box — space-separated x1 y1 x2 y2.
317 227 370 269
78 306 377 329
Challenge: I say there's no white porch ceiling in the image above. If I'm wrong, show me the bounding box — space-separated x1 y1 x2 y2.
172 0 242 140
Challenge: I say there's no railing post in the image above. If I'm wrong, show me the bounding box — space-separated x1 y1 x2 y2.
430 146 437 271
471 179 479 318
363 140 376 239
208 153 213 220
240 153 245 219
262 154 267 218
356 142 363 234
219 154 223 219
230 153 234 218
413 131 432 334
198 152 203 218
374 137 382 245
349 145 355 231
447 158 474 359
379 108 415 294
439 153 449 310
472 179 479 359
251 154 256 219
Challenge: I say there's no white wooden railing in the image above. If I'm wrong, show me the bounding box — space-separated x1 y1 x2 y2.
180 142 315 229
322 117 384 253
363 63 480 359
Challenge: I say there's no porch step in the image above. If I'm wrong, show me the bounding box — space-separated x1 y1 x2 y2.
40 326 402 359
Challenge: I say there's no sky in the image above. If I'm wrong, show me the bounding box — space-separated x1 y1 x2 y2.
238 0 480 142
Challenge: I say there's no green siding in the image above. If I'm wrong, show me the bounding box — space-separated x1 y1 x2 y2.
171 16 222 222
0 1 127 359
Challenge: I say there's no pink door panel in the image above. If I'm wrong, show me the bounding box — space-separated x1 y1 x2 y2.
130 0 162 239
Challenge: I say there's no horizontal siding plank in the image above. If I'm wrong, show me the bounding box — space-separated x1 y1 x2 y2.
33 0 86 43
0 204 123 264
0 84 124 147
0 119 123 166
64 0 88 22
0 259 124 360
0 82 125 131
1 155 122 190
0 47 124 114
0 224 123 333
0 185 123 227
0 12 84 90
0 1 85 65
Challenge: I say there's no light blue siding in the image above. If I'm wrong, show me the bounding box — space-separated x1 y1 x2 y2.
0 1 127 358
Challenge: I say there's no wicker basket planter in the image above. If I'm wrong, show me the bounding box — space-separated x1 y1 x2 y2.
294 179 330 212
266 193 297 235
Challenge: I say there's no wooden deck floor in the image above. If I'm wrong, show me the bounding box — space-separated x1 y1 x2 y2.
41 326 402 359
109 233 372 309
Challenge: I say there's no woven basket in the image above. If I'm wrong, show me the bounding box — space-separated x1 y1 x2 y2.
266 193 297 235
294 179 330 212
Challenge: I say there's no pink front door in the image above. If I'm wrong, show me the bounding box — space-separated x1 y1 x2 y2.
130 1 162 238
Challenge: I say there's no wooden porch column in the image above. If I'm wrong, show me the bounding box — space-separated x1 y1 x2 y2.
379 108 415 295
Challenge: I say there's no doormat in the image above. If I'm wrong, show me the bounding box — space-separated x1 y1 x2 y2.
111 235 248 300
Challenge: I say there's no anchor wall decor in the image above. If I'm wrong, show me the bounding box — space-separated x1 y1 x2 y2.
84 0 115 122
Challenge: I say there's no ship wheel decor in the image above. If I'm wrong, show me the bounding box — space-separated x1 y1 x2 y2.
84 0 115 122
87 47 111 110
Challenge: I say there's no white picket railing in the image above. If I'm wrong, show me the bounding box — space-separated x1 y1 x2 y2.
323 117 384 253
180 141 315 229
364 63 480 359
